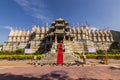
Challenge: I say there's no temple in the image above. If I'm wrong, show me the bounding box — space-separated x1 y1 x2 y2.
3 18 114 53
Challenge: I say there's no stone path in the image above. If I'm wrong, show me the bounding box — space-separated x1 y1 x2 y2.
0 65 119 80
0 59 119 80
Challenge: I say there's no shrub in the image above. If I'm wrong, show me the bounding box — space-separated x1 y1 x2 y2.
86 54 97 59
74 52 80 55
15 49 24 54
73 51 120 59
97 50 104 54
0 45 2 47
0 54 44 60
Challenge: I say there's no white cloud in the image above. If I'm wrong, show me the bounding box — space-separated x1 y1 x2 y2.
90 27 98 31
14 0 51 23
3 26 13 30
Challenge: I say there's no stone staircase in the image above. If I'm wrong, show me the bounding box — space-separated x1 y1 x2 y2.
64 41 84 53
39 42 82 65
39 52 57 64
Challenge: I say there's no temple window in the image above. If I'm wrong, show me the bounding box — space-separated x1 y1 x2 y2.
52 37 54 40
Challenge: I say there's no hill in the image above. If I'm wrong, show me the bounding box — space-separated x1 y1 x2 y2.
111 30 120 42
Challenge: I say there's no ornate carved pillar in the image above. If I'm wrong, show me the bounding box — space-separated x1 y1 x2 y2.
55 34 57 43
50 36 52 42
106 34 110 41
102 36 105 41
68 36 70 41
110 36 113 42
45 45 47 52
78 33 81 40
63 35 65 42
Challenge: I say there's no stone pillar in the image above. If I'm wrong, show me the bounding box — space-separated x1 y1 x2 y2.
46 37 48 42
98 35 101 41
106 35 110 41
50 36 52 42
63 35 65 43
102 35 105 41
110 36 113 42
45 44 47 52
68 36 70 41
55 34 57 43
78 34 81 40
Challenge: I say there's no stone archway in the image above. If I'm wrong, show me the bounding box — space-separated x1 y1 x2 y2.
57 35 63 43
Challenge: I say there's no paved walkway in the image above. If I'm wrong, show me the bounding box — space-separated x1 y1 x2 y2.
0 59 119 80
0 65 120 80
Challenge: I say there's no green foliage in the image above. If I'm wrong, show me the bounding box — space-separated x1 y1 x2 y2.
0 54 44 60
74 52 80 55
86 54 98 59
73 51 120 59
0 49 45 55
0 45 3 47
107 49 120 54
73 52 83 57
111 30 120 42
87 54 120 59
15 49 24 54
97 50 104 54
0 50 23 55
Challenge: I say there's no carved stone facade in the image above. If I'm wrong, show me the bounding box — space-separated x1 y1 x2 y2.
3 18 114 53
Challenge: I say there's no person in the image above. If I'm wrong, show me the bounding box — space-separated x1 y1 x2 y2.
57 40 63 65
34 55 37 67
83 54 86 64
34 55 37 60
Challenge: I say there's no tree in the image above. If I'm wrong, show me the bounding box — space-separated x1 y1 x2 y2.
0 45 3 47
110 42 120 49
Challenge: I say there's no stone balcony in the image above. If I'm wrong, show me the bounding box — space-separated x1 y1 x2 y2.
55 23 65 26
55 30 65 33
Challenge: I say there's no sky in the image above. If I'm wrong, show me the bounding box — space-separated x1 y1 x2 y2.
0 0 120 45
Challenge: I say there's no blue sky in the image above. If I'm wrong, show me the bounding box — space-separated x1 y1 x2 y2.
0 0 120 45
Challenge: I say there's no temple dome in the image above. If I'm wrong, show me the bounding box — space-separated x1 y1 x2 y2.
9 29 14 36
18 30 22 36
80 26 83 31
41 26 45 33
26 30 31 36
14 30 19 36
76 27 79 33
36 27 40 33
22 30 27 36
46 26 49 33
32 25 37 32
83 25 89 30
71 27 75 33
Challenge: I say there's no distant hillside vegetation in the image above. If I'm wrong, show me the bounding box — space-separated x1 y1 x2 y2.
111 30 120 42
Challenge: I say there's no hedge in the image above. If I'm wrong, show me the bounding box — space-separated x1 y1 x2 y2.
0 54 44 60
73 52 120 59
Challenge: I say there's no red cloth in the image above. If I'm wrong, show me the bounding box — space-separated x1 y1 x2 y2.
57 43 63 65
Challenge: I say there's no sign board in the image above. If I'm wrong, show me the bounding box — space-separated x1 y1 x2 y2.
24 49 32 54
0 47 2 51
88 48 96 53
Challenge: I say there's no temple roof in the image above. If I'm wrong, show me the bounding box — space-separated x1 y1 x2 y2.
55 18 64 22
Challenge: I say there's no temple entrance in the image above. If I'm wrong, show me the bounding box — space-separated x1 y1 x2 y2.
57 36 63 43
